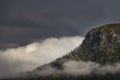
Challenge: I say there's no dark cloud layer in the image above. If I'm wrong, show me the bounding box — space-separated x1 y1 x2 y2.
0 0 120 48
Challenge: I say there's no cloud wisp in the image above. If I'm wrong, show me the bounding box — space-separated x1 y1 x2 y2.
32 60 120 77
0 36 84 78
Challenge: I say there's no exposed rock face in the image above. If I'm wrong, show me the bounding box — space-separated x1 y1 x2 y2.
78 24 120 63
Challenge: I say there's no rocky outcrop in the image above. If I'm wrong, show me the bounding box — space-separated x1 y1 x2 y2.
78 24 120 63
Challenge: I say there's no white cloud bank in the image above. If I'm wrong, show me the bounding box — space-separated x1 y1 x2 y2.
0 36 84 78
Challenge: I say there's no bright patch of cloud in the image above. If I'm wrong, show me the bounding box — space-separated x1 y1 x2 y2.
0 36 84 78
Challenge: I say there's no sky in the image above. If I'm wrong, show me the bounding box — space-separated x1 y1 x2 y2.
0 0 120 49
0 0 120 78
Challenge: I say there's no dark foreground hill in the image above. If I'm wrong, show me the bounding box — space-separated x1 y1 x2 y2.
3 23 120 80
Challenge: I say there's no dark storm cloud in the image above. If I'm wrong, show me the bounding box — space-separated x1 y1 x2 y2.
0 0 120 48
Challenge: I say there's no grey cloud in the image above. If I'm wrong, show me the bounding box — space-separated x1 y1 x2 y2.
0 0 106 49
0 0 120 49
0 25 80 49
